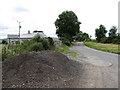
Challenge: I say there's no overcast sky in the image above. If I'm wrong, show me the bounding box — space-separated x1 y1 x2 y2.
0 0 119 39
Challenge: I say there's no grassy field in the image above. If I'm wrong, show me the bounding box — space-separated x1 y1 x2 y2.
84 42 119 54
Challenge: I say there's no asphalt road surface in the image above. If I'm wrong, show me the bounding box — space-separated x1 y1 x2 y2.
69 42 118 88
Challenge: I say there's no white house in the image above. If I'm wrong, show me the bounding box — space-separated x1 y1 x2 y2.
7 34 19 44
7 31 47 44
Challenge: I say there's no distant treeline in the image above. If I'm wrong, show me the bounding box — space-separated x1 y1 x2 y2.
95 25 120 44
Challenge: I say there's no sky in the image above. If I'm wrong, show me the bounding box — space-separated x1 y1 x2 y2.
0 0 119 39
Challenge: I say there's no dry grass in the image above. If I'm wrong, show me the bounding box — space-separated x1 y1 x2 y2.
84 42 119 54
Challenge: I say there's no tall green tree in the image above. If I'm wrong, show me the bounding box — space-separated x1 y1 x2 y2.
107 26 117 43
55 10 81 43
109 26 117 38
82 33 90 41
95 25 107 42
73 31 83 41
73 31 90 41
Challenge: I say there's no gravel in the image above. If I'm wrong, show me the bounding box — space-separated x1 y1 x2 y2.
2 50 82 88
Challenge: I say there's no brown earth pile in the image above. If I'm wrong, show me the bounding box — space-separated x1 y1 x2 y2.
2 51 81 88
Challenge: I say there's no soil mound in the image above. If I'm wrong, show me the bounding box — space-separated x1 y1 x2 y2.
2 51 80 88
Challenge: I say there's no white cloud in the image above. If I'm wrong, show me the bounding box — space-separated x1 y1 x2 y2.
0 24 9 30
0 0 119 39
13 6 29 13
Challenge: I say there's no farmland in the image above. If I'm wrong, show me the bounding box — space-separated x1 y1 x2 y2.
84 41 119 54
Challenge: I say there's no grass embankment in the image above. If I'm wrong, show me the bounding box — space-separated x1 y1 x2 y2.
84 42 119 54
54 45 78 58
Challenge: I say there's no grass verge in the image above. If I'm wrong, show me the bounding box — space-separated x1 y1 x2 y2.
84 41 119 54
54 45 78 58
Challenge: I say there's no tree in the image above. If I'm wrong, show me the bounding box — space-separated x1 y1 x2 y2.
73 31 90 41
95 25 107 42
109 26 117 38
55 10 81 43
107 26 117 43
73 31 83 41
82 33 90 41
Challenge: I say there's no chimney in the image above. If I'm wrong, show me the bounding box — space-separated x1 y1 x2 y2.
28 30 30 34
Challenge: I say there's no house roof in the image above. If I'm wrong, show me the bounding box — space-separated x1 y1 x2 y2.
7 32 47 39
20 32 47 39
7 34 19 39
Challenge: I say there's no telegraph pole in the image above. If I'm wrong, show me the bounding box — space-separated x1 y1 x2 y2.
17 21 21 44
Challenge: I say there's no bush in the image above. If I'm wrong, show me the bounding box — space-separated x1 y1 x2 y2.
100 37 108 43
91 39 97 42
2 35 55 61
112 37 120 44
42 39 50 50
15 41 20 44
2 46 7 60
21 40 32 50
2 40 8 44
99 36 120 44
48 37 54 46
32 35 42 42
62 38 71 46
30 42 44 51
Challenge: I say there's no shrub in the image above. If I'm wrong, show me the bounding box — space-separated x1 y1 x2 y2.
112 37 120 44
62 38 71 46
100 37 108 43
2 40 8 44
30 42 44 51
21 40 32 50
48 37 54 46
2 46 7 60
42 39 50 50
2 35 55 61
32 35 42 42
15 41 20 44
91 39 97 42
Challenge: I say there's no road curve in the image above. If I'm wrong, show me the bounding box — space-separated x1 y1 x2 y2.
70 42 118 88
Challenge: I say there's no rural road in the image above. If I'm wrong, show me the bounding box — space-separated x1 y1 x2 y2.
68 42 118 88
